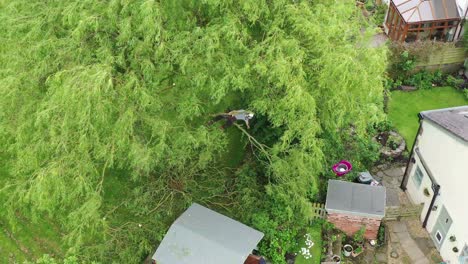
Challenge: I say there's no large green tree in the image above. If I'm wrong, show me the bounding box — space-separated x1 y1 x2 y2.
0 0 386 262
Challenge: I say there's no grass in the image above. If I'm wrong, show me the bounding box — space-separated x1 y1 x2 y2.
295 223 322 264
388 87 468 149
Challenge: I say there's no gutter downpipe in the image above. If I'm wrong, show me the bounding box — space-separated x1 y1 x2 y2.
398 115 439 229
422 184 440 228
400 117 423 190
414 147 440 228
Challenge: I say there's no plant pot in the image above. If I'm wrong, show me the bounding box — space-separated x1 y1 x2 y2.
423 188 430 197
332 255 341 263
343 244 353 257
352 247 363 257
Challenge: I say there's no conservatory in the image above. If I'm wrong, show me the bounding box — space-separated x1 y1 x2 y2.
384 0 462 42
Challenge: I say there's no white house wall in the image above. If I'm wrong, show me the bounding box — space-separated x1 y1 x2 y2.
457 0 468 17
407 119 468 263
404 153 434 223
456 0 467 39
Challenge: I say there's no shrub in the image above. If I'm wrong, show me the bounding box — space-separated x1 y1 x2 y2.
404 70 446 90
353 226 366 244
372 4 387 25
365 0 374 11
375 120 393 133
377 224 385 246
445 75 465 88
387 134 400 150
432 70 443 85
399 51 416 72
405 70 434 89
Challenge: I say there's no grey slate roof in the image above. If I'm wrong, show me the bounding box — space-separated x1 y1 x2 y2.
325 180 386 218
393 0 460 23
420 106 468 142
152 203 264 264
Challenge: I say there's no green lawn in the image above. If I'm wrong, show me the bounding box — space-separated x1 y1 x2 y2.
295 223 322 264
388 87 468 149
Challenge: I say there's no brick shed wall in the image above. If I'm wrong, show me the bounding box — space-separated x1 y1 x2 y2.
327 212 381 240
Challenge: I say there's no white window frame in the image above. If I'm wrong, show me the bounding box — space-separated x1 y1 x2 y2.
435 230 443 243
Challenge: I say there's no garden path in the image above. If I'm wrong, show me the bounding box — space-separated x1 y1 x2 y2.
371 163 442 264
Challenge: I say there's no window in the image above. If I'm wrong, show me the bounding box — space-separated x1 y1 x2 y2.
447 21 457 27
422 23 432 28
435 231 442 243
412 166 424 187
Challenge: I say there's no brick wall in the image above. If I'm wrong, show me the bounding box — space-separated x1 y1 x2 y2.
327 212 382 240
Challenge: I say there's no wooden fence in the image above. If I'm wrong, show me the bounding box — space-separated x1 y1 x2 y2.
416 46 466 69
384 204 424 221
310 202 326 220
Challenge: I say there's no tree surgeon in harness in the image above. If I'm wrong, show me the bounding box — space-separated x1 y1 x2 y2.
208 110 254 129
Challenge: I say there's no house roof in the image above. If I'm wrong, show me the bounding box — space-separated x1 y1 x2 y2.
152 203 264 264
420 105 468 142
325 180 386 218
393 0 460 23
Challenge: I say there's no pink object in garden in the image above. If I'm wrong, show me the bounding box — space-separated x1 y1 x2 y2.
332 160 352 177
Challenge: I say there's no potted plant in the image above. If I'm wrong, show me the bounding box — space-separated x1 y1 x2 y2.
343 244 353 257
423 188 430 197
449 235 456 242
353 226 366 246
352 246 363 257
453 247 459 253
332 255 341 263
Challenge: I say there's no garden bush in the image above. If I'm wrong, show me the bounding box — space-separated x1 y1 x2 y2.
445 75 465 88
406 70 435 89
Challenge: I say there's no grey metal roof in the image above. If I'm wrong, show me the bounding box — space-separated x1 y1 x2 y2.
393 0 460 23
325 180 386 218
420 106 468 142
152 203 264 264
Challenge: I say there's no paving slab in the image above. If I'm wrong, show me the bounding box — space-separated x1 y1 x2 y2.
389 221 407 233
376 252 387 263
396 231 411 241
402 240 426 262
376 171 385 180
414 238 434 255
414 258 430 264
389 231 400 242
386 188 400 207
384 167 404 178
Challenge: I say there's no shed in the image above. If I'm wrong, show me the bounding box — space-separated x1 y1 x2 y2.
152 203 264 264
384 0 462 42
325 180 386 239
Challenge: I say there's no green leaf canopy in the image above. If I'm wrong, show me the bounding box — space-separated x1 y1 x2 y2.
0 0 386 262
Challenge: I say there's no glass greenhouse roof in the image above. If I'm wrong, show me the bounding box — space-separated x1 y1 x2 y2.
393 0 460 23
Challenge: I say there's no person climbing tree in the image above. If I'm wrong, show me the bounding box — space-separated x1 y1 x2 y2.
209 109 254 129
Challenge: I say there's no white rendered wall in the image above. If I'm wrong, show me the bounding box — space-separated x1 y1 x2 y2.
407 120 468 263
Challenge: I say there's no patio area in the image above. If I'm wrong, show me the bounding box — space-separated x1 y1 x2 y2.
370 163 442 264
321 162 443 263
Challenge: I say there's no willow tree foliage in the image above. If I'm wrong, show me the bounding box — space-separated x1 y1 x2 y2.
0 0 386 262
